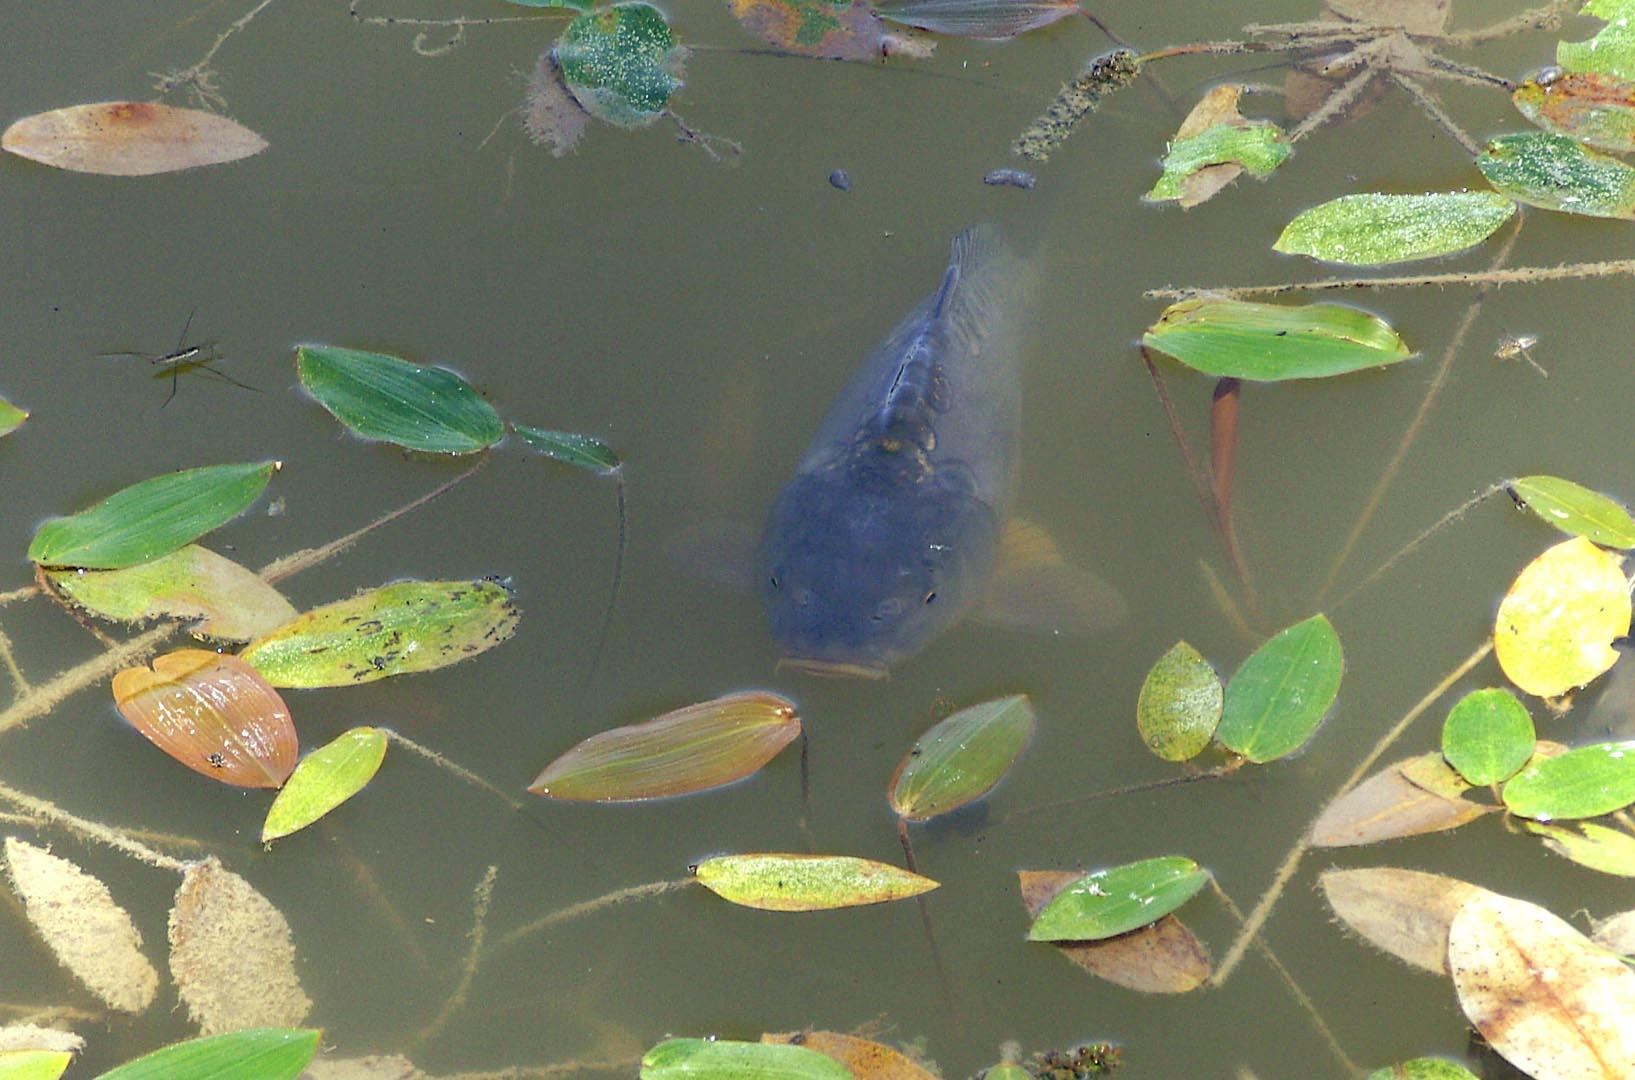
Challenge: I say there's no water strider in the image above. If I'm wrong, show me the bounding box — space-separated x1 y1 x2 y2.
100 308 257 406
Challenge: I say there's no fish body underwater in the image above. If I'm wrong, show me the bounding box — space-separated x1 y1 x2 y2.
758 224 1028 676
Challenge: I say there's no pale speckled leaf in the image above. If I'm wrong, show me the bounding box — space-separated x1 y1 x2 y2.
1514 71 1635 153
556 4 685 127
1274 192 1515 266
1477 131 1635 219
1558 0 1635 79
1364 1059 1477 1080
692 853 937 911
1135 641 1221 762
1145 86 1290 206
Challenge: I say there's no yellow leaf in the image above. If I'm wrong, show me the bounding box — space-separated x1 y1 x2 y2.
1493 537 1630 697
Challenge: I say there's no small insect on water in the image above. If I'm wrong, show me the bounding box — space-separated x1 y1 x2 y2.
99 307 258 407
1494 332 1547 377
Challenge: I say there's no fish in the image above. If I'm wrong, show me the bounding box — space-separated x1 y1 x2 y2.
757 224 1118 677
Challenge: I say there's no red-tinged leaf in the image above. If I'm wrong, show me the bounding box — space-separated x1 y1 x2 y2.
3 102 267 176
726 0 927 60
759 1031 940 1080
529 692 800 801
692 853 937 910
1018 870 1209 992
1513 70 1635 153
889 695 1034 821
112 649 297 788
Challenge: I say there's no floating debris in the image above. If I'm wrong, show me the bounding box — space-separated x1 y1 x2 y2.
1013 49 1141 163
983 167 1036 189
829 168 852 191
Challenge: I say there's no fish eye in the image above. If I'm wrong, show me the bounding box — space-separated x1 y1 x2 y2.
923 591 937 604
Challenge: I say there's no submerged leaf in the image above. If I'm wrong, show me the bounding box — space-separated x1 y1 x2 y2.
513 425 620 473
1026 856 1210 942
874 0 1076 39
1018 870 1209 992
1441 687 1535 786
0 396 27 437
759 1032 938 1080
241 579 519 688
1523 819 1635 876
1135 641 1221 762
2 102 266 176
1477 131 1635 219
523 50 591 156
1217 614 1342 762
29 461 278 570
889 694 1035 821
46 544 297 642
1513 70 1635 153
295 346 503 455
1558 0 1635 79
1330 0 1448 34
1502 739 1635 820
1319 866 1485 974
692 853 937 910
1143 300 1411 381
262 727 388 842
2 838 158 1014
529 692 800 801
1274 192 1515 266
1493 536 1630 697
642 1038 852 1080
1508 475 1635 549
1310 753 1494 847
95 1028 319 1080
725 0 892 59
112 650 298 788
556 4 685 127
1144 86 1290 207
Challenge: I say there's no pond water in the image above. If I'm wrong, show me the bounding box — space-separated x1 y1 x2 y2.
2 1 1633 1078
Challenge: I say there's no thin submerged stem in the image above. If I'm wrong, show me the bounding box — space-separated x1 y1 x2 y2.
384 730 523 812
1332 483 1507 610
1145 259 1635 301
492 878 695 952
0 780 192 872
413 864 499 1052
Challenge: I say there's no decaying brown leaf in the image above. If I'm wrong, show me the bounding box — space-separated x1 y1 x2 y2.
2 837 158 1013
2 102 267 176
1166 85 1258 209
1592 908 1635 956
169 857 311 1033
0 1024 85 1054
1018 870 1209 992
523 51 589 157
761 1031 937 1080
301 1056 428 1080
1310 753 1494 847
1319 866 1485 974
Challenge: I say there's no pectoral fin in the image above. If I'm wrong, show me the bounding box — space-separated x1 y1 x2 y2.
971 517 1127 635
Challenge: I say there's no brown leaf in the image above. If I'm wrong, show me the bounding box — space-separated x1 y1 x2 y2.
1592 908 1635 956
1310 754 1494 847
302 1056 428 1080
0 1025 85 1054
3 102 267 175
1018 870 1209 992
169 857 312 1034
760 1031 937 1080
3 837 158 1013
1319 866 1485 974
1330 0 1450 34
523 51 589 157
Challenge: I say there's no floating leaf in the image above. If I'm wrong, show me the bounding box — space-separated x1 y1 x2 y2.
1513 70 1635 153
760 1032 938 1080
0 397 27 438
1558 0 1635 79
529 692 800 801
1026 856 1210 942
1143 300 1411 381
1441 687 1535 786
874 0 1076 39
1524 820 1635 876
241 579 519 688
1449 890 1635 1080
262 727 388 842
1595 908 1635 955
1217 614 1342 762
555 4 685 128
46 545 297 642
1135 641 1221 762
1493 536 1630 698
1476 132 1635 219
1319 866 1485 974
2 838 158 1014
508 0 591 8
513 425 621 474
1018 870 1209 992
95 1029 320 1080
641 1038 853 1080
295 346 503 455
1502 739 1635 820
29 461 278 570
1508 475 1635 548
169 858 312 1034
1364 1060 1477 1080
692 853 937 911
1310 753 1494 847
0 1032 82 1057
2 102 267 176
889 695 1035 821
1273 192 1515 266
0 1051 71 1080
725 0 892 59
1144 86 1290 207
112 650 298 788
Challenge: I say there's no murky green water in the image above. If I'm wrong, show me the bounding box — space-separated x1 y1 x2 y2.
3 2 1633 1077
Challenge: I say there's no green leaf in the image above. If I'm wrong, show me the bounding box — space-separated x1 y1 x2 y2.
295 345 503 455
692 853 938 910
641 1039 854 1080
93 1029 320 1080
1217 614 1343 763
1142 299 1412 381
1513 71 1635 153
1508 475 1635 548
1476 132 1635 219
874 0 1077 39
1145 120 1290 204
241 579 520 688
889 694 1035 822
1135 641 1222 762
262 727 388 842
1493 537 1630 698
1558 0 1635 79
555 3 684 128
513 424 620 474
1523 819 1635 876
529 692 801 801
1364 1059 1479 1080
46 544 297 642
1502 740 1635 820
29 461 279 570
1025 856 1210 941
0 1051 72 1080
1274 192 1516 266
0 396 27 437
1441 688 1535 786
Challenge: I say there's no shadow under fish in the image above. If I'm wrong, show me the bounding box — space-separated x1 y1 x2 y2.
676 225 1124 677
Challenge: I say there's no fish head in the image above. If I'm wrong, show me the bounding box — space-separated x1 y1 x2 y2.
758 464 1000 675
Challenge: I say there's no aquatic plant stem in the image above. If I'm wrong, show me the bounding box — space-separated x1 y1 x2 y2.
0 780 190 872
1144 259 1635 302
0 624 176 739
491 878 694 952
412 864 499 1053
574 472 627 710
1331 483 1506 610
152 0 280 105
0 622 29 696
384 729 523 812
897 817 956 1014
1210 638 1493 986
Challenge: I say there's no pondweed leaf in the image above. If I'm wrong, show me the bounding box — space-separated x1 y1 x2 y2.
1310 753 1494 848
1018 870 1210 992
725 0 895 60
1513 70 1635 153
1493 536 1629 697
1319 867 1486 975
1025 856 1210 942
1143 300 1411 381
529 692 800 801
262 727 388 842
1274 191 1515 266
874 0 1076 39
692 853 937 910
295 345 503 455
1217 614 1342 763
513 424 620 473
641 1038 853 1080
1507 475 1635 548
92 1028 319 1080
29 461 278 570
1522 820 1635 876
1477 131 1635 219
46 544 297 642
241 579 519 688
0 1051 72 1080
2 102 266 176
759 1032 939 1080
889 694 1034 821
1557 0 1635 79
0 396 27 437
112 650 298 789
1502 740 1635 820
1135 641 1221 762
1364 1059 1478 1080
556 4 685 127
1144 85 1290 207
1441 687 1534 786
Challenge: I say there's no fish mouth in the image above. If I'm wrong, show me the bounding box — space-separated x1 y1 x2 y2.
776 656 891 680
